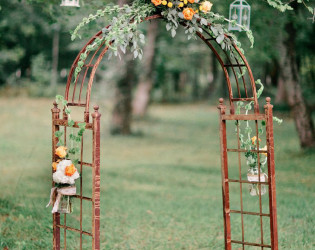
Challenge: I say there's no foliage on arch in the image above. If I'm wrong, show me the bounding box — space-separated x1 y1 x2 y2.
69 0 313 83
70 0 256 82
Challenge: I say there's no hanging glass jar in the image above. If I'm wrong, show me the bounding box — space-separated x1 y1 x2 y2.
247 167 267 196
58 195 73 214
228 0 251 31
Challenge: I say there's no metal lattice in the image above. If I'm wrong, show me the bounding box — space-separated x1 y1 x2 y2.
52 104 101 249
218 98 278 249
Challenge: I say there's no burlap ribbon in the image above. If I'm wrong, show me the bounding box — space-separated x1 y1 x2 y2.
46 186 76 213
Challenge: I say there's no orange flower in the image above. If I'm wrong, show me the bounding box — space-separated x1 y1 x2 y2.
65 164 77 176
52 162 58 171
188 0 194 3
55 146 67 158
251 136 261 145
183 8 195 20
151 0 162 6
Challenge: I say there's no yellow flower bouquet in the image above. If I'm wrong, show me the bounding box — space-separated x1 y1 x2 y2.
47 146 80 214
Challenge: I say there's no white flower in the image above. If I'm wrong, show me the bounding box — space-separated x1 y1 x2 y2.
201 1 213 13
53 159 80 185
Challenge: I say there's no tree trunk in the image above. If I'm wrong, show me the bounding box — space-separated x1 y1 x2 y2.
110 53 135 135
110 0 134 134
203 53 218 99
132 20 159 117
51 24 60 89
279 7 315 148
275 76 287 104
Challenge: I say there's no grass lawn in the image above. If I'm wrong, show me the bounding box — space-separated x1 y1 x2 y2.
0 97 314 249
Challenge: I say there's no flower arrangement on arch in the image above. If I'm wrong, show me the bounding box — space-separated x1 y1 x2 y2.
151 0 214 20
52 150 80 185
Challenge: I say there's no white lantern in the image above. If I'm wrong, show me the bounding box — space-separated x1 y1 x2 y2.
228 0 250 31
60 0 80 7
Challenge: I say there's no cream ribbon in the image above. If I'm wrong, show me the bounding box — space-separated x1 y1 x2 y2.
46 186 76 213
247 173 268 182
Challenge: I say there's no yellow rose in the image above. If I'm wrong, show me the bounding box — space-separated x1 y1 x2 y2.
52 162 58 171
151 0 162 6
201 1 213 13
183 8 195 20
162 0 167 5
168 2 173 7
55 146 67 158
179 2 184 7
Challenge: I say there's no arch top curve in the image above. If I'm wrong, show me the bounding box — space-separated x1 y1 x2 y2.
65 14 259 122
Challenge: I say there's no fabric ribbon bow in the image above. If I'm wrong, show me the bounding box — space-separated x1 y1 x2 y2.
46 186 76 213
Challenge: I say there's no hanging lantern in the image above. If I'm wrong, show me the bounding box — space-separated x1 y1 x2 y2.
60 0 80 7
228 0 250 31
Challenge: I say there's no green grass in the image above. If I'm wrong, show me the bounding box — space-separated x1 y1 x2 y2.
0 97 314 249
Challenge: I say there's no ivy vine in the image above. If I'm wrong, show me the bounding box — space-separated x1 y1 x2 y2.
55 95 86 165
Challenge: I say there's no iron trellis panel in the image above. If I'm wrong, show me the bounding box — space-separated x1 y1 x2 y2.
51 102 101 250
218 98 278 250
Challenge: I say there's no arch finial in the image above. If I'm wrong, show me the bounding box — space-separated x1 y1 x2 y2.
93 105 99 111
92 105 101 119
266 97 271 104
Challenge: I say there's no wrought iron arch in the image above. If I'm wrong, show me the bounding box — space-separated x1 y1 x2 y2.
52 14 278 250
64 14 259 119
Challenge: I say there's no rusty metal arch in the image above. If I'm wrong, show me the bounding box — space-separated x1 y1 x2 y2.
56 14 279 250
64 14 260 121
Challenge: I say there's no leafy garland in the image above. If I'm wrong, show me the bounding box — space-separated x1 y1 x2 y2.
70 0 254 82
71 1 155 81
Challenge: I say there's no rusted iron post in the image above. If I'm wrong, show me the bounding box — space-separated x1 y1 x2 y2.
264 97 278 250
51 101 61 250
92 105 101 250
218 98 231 250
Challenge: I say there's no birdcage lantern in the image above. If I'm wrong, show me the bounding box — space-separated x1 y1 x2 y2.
60 0 80 7
228 0 250 31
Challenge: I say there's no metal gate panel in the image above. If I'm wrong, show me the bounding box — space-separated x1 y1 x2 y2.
218 97 278 250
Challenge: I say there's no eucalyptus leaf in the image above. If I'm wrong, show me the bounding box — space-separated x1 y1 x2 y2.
171 29 176 38
216 34 225 44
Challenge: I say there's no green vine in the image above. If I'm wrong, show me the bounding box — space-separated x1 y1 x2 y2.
55 95 86 165
71 1 155 82
235 80 282 174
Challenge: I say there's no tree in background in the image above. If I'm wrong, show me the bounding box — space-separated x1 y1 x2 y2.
132 19 159 117
0 0 52 85
110 0 135 134
279 3 315 148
